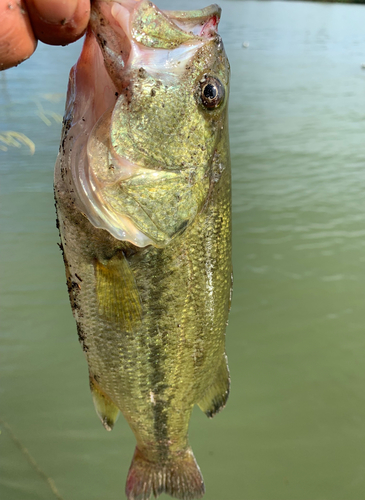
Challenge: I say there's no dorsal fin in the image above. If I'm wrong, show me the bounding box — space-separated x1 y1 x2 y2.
198 354 230 418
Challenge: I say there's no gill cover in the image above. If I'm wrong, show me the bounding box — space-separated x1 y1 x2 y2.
66 0 229 247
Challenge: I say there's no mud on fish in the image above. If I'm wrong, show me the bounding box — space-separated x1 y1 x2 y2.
54 1 231 498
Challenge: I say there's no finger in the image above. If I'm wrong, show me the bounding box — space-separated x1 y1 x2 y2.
0 0 37 71
26 0 90 46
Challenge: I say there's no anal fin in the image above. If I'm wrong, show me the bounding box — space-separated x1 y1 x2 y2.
197 354 230 418
89 376 120 431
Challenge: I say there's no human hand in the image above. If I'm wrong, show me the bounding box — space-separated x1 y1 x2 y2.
0 0 90 71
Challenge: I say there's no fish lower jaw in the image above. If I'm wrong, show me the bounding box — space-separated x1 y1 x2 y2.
110 1 134 34
96 0 207 85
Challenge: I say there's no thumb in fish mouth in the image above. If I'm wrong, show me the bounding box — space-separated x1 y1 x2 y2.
0 0 90 70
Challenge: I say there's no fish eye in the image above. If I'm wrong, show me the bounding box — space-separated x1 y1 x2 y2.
200 77 225 109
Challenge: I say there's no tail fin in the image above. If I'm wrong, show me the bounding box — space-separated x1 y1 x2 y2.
125 446 205 500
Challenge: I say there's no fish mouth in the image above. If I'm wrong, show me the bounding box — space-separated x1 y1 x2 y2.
65 0 224 247
89 0 221 88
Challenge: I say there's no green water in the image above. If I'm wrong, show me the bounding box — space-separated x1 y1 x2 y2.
2 1 365 499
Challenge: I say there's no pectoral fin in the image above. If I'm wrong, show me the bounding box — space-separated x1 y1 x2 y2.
90 376 120 431
197 354 230 418
95 251 142 332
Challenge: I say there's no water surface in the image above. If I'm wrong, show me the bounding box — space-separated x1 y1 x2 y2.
2 1 365 499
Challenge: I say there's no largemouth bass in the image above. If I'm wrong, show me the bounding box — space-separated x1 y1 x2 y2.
54 1 231 499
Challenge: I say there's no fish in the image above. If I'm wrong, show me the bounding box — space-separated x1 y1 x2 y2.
54 1 231 499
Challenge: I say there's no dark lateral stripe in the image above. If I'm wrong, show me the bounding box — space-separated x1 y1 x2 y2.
146 249 169 455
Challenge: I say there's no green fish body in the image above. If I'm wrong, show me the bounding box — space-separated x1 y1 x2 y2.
54 1 231 499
